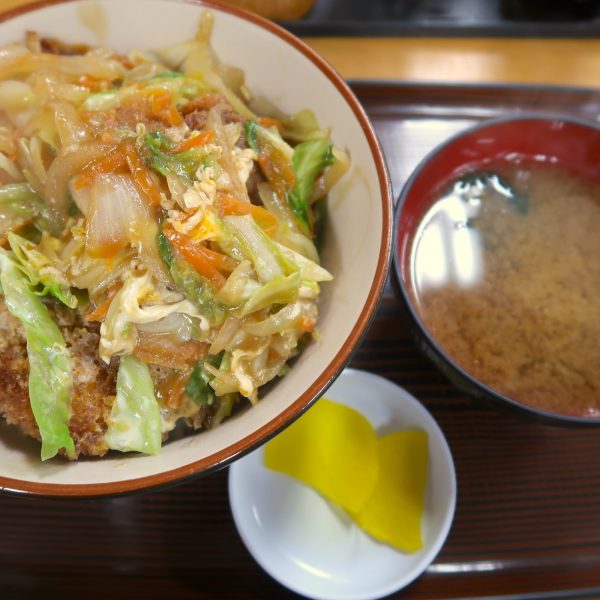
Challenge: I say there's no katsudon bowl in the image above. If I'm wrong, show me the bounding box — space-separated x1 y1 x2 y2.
0 0 392 496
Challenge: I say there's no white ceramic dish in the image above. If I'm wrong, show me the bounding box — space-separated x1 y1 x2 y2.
228 368 457 600
0 0 392 496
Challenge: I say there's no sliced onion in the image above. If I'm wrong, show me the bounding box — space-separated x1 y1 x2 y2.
242 303 304 336
122 61 162 85
137 313 194 341
0 52 123 81
84 173 172 288
134 334 208 370
209 315 242 354
204 364 239 396
29 70 88 106
0 81 35 114
46 141 114 215
70 250 133 298
85 174 133 257
257 181 297 231
0 152 23 182
53 101 90 147
27 135 47 187
134 218 174 290
69 180 91 216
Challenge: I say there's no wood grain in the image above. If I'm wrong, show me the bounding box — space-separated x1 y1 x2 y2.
304 37 600 87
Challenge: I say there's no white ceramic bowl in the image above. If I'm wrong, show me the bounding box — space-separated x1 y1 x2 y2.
0 0 392 495
229 369 457 600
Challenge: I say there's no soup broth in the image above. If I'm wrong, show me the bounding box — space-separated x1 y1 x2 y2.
410 162 600 417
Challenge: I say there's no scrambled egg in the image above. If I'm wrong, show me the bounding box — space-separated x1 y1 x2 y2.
168 143 256 240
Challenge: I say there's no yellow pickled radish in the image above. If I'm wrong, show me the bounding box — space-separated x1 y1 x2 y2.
263 398 379 513
264 398 429 553
352 430 428 552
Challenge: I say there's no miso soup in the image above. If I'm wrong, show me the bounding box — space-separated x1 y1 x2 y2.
409 162 600 417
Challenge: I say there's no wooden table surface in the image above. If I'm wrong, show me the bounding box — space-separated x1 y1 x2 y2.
1 2 600 599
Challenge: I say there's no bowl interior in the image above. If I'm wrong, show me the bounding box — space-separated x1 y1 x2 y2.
0 0 391 494
396 116 600 289
394 115 600 422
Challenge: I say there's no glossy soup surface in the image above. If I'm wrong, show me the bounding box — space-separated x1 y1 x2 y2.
410 162 600 417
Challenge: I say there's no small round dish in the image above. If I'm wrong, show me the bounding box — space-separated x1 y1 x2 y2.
228 368 456 600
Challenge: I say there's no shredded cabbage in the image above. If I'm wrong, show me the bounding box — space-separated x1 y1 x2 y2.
105 355 161 455
0 250 75 460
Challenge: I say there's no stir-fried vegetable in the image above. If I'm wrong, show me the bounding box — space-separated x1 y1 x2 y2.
185 352 223 406
8 231 77 308
142 131 213 185
288 139 335 231
104 355 162 455
157 225 226 324
0 12 347 460
0 251 75 460
0 183 55 236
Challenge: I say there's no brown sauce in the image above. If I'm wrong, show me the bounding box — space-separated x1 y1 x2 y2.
409 162 600 417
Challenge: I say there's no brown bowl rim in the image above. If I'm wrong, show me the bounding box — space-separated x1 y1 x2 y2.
0 0 393 497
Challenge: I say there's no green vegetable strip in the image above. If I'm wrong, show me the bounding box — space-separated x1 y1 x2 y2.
240 272 300 317
154 70 184 79
104 355 162 455
185 353 223 407
8 232 78 309
142 132 206 184
0 252 75 460
244 120 259 153
0 182 56 234
0 182 40 213
156 226 226 324
288 138 335 231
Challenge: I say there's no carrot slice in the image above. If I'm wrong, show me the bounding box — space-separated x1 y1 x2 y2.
124 141 162 206
163 223 228 289
75 141 162 208
149 90 183 126
170 131 215 154
217 192 278 236
78 75 112 92
258 116 283 131
257 144 296 190
74 146 127 189
180 93 224 115
156 369 193 409
85 282 123 322
164 222 236 272
135 335 208 371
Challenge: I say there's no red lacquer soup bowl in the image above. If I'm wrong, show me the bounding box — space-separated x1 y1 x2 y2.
393 115 600 425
